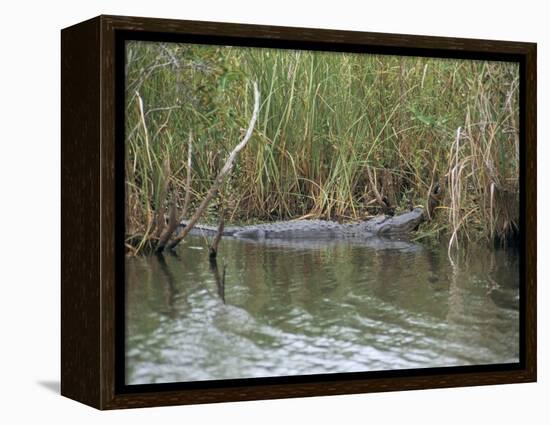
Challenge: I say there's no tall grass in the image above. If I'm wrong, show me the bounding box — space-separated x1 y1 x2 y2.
125 41 519 251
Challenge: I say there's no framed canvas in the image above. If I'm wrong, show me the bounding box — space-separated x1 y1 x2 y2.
61 15 536 410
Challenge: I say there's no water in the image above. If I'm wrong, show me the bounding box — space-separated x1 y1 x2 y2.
125 235 519 385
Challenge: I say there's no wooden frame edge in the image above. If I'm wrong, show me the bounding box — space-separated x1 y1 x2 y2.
61 16 102 409
60 14 537 410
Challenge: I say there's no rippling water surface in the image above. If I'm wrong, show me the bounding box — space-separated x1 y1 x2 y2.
125 235 519 384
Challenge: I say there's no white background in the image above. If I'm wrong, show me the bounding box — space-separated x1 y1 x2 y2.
0 0 546 422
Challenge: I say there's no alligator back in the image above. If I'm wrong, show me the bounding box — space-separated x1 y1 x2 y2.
178 208 424 240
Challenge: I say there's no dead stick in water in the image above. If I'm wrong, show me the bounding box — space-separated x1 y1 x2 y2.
426 160 438 220
366 166 385 208
209 214 225 259
156 132 193 252
155 200 178 252
163 82 260 251
181 132 193 220
209 258 226 304
154 156 172 238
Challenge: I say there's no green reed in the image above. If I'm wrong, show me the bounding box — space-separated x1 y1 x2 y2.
125 41 519 251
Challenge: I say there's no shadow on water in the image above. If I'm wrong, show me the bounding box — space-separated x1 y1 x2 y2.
154 252 180 318
209 258 226 304
486 247 520 311
156 249 227 306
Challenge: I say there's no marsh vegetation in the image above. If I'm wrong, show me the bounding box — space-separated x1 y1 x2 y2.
125 41 519 255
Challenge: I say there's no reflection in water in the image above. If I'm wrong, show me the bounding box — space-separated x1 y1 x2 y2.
209 258 226 304
125 236 519 385
154 253 179 318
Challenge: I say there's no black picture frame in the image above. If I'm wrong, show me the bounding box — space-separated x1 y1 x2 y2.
61 14 537 410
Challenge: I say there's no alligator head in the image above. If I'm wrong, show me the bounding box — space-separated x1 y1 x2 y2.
371 207 425 236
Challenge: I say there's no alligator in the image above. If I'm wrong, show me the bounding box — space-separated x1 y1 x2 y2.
178 207 424 241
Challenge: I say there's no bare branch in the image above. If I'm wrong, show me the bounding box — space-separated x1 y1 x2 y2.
164 82 261 251
181 132 193 220
426 160 438 221
209 259 226 304
155 132 194 252
154 157 172 238
366 166 384 205
209 214 225 259
135 91 153 170
156 200 178 252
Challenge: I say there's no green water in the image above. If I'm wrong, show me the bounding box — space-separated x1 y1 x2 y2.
125 236 519 384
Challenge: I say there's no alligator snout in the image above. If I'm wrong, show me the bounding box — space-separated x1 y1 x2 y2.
374 208 424 235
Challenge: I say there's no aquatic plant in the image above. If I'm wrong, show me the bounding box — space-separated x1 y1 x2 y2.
125 41 519 254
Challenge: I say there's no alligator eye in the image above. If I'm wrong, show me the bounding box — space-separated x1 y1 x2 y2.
378 223 391 234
